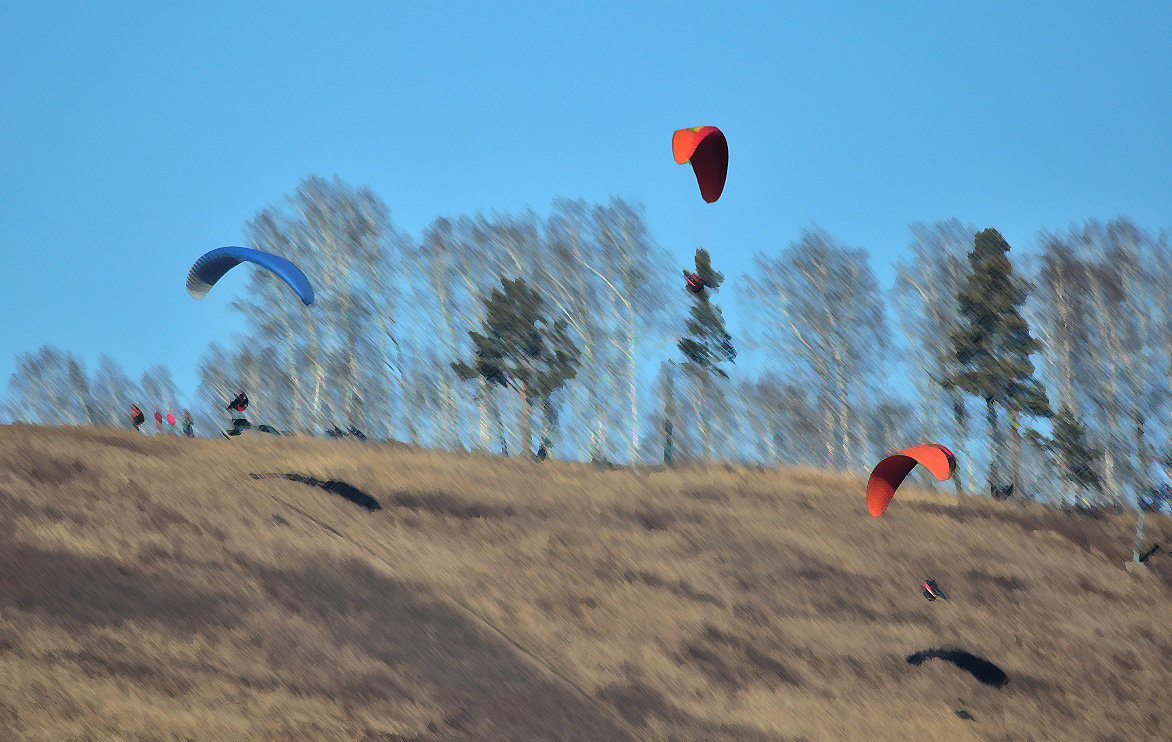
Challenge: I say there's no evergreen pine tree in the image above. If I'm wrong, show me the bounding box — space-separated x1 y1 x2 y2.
678 248 736 460
453 277 581 458
661 361 678 467
944 228 1051 496
1045 406 1105 497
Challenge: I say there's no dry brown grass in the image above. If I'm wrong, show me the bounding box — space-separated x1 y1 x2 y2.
0 423 1169 740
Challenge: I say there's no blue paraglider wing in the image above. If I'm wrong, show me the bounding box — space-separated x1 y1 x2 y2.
186 246 315 306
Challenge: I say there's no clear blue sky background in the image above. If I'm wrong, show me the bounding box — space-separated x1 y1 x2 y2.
3 2 1170 401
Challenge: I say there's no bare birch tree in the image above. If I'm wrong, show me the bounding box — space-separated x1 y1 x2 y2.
592 198 670 463
4 346 91 424
892 219 975 493
743 228 888 469
90 354 140 427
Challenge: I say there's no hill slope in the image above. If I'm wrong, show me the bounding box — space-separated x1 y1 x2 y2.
1 425 1169 740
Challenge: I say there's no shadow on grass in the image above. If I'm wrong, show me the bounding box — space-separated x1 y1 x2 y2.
250 473 381 512
906 648 1008 688
0 529 638 739
0 537 241 635
252 554 636 739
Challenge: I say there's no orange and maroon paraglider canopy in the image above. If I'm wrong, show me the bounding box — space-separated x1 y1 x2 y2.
866 444 956 517
673 126 728 203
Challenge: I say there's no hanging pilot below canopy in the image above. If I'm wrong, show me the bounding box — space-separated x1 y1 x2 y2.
684 270 706 294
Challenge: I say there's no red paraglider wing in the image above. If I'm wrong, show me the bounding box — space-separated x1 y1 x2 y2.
866 443 956 517
672 126 728 203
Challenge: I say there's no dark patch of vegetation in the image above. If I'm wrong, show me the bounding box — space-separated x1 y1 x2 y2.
388 491 514 520
253 555 636 740
815 595 885 622
24 458 90 487
676 624 802 690
966 569 1027 593
53 648 195 696
683 487 729 504
620 569 725 609
92 435 159 455
0 539 241 636
622 508 675 531
616 506 701 532
597 681 782 740
911 500 1172 589
1075 575 1123 601
0 488 39 528
910 502 970 522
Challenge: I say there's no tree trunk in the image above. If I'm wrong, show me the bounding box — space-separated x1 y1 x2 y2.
575 312 602 461
838 382 850 469
663 419 674 466
539 397 555 460
1090 283 1126 506
400 374 418 444
374 309 399 441
1100 424 1119 507
986 396 1001 492
1009 408 1022 496
588 350 607 461
950 392 967 496
306 316 326 432
663 365 677 466
821 389 836 470
698 372 712 461
477 379 492 452
345 342 360 428
1167 357 1172 467
434 285 462 449
832 346 850 468
1051 275 1079 410
518 388 533 458
400 384 419 443
626 326 639 464
495 400 509 456
1051 277 1079 504
440 377 461 450
287 324 305 432
1134 412 1149 500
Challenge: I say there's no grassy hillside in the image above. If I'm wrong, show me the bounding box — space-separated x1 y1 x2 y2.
0 425 1168 740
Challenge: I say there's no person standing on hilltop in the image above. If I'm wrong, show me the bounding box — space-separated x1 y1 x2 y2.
154 408 163 435
130 404 145 432
166 408 176 435
182 409 194 437
223 391 251 437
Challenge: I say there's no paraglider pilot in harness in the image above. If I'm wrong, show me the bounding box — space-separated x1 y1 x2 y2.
130 404 145 431
921 578 948 601
228 392 248 413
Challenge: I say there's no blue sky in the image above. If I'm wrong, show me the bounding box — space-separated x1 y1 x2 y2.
2 1 1170 400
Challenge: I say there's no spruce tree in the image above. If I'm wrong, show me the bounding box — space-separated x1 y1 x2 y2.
660 361 679 467
678 248 736 460
1045 406 1104 498
453 277 581 458
944 228 1051 496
